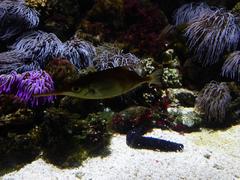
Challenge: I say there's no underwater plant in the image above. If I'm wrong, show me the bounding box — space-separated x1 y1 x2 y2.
222 51 240 82
185 8 240 66
173 2 212 25
195 81 232 124
16 70 55 107
62 39 96 70
0 0 39 40
93 45 140 71
9 30 63 68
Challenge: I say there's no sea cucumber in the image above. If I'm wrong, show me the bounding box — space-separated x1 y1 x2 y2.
126 126 184 152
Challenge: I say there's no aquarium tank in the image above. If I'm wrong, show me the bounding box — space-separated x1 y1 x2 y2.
0 0 240 179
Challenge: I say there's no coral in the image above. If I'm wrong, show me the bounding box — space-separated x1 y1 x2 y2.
167 88 197 107
167 107 202 129
122 0 168 58
16 70 55 107
111 106 153 134
162 68 182 88
222 51 240 82
0 0 39 40
185 8 240 66
59 96 105 117
173 2 212 25
136 58 156 76
41 108 113 167
0 95 24 115
0 108 35 130
74 20 106 44
87 0 124 29
40 0 92 40
195 81 232 124
232 2 240 13
25 0 48 8
45 58 79 90
0 126 41 176
62 39 96 70
93 45 140 71
9 30 63 68
82 111 113 144
162 49 181 68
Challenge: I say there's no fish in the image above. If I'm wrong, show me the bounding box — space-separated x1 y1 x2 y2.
34 67 162 99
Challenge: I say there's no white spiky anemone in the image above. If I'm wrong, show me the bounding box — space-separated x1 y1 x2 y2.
222 51 240 82
185 8 240 66
195 81 231 123
62 39 96 69
9 30 63 68
0 0 39 40
173 2 212 25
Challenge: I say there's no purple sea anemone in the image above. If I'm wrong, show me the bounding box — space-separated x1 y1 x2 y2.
9 30 63 68
0 71 20 94
62 39 96 69
222 51 240 82
185 8 240 66
173 2 212 25
0 0 39 40
16 70 55 107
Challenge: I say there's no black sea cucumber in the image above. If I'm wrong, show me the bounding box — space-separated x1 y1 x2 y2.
126 126 184 152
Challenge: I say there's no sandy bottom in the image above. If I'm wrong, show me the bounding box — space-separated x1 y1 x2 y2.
2 125 240 180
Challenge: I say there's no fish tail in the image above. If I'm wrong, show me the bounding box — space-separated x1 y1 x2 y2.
148 69 163 86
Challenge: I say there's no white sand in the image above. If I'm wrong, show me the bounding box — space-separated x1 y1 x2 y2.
2 125 240 180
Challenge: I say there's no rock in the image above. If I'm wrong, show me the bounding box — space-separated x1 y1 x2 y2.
167 107 203 128
167 88 197 107
111 106 153 134
182 58 221 89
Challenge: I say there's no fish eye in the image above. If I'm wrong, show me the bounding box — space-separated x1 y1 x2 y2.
88 89 96 94
72 87 79 91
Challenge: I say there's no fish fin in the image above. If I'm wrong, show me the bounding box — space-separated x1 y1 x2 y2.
148 68 163 87
33 92 64 97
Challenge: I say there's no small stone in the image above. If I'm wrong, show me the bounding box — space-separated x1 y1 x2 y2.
168 88 197 107
168 107 203 128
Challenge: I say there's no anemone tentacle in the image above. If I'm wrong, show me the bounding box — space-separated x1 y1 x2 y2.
222 51 240 82
9 30 63 68
0 0 39 40
62 39 96 70
195 81 231 123
173 2 212 25
185 8 240 66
